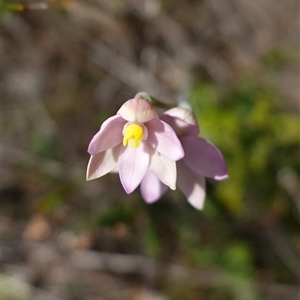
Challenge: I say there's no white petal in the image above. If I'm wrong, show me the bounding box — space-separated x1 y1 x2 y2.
86 145 121 180
164 107 198 126
177 160 206 210
148 147 177 190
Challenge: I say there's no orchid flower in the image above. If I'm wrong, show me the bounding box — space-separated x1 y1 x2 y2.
140 107 228 210
86 98 184 194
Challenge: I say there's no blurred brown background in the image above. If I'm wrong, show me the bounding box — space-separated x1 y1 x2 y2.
1 0 299 299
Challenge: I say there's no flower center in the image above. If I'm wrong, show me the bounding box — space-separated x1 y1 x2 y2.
123 124 144 148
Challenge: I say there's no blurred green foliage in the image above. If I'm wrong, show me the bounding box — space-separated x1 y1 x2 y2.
262 47 297 70
94 203 135 228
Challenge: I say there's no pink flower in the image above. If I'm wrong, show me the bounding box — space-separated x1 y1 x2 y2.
140 107 228 210
86 98 184 194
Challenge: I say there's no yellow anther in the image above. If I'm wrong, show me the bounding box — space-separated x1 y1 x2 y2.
123 124 144 148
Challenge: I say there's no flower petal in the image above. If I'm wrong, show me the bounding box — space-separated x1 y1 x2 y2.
164 107 198 126
86 145 121 180
148 148 177 190
177 160 206 210
181 136 228 180
160 114 199 137
88 115 126 155
118 142 150 194
146 119 184 161
117 98 158 123
140 171 168 203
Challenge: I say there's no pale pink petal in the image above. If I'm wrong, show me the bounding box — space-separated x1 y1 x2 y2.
160 114 199 137
181 136 228 180
86 145 121 180
88 115 126 155
148 149 177 190
117 98 158 123
118 142 150 194
140 171 168 203
146 119 184 161
177 160 206 210
164 107 198 126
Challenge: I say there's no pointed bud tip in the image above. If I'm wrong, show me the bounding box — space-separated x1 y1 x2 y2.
164 107 198 126
170 184 176 190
